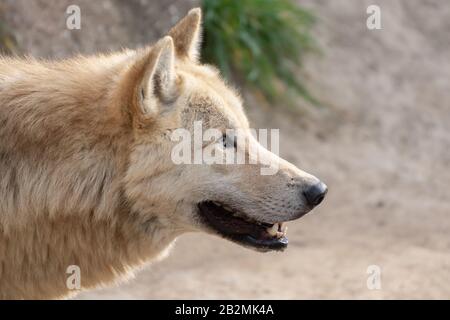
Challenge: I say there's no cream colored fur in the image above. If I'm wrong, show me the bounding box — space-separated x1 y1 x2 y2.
0 8 320 299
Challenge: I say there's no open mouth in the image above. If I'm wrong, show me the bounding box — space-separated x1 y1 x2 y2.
197 201 289 252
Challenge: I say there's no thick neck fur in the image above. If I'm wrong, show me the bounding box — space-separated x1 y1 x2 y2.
0 52 176 299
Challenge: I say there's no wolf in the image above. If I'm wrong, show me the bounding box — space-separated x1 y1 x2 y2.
0 8 327 299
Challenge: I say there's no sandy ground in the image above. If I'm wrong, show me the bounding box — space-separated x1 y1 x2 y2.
3 0 450 299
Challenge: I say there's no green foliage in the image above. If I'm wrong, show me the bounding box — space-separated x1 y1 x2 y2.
202 0 318 107
0 18 18 55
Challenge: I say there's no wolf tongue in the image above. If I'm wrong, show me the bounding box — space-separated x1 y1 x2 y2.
199 203 265 237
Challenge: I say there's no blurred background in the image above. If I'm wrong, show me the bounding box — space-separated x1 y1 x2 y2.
1 0 449 299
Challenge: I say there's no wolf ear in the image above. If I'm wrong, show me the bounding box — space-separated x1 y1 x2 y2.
133 36 177 119
168 8 202 62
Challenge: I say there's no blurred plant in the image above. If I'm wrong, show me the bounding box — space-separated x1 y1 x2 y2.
0 7 18 55
202 0 318 107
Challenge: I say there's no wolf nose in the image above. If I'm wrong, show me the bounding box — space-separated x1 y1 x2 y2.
303 181 328 207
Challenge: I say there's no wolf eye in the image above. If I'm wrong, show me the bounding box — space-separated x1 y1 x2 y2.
222 133 237 149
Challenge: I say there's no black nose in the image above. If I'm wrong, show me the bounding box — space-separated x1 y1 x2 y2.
303 182 328 207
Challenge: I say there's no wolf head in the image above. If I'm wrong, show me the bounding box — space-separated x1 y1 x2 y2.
122 8 327 252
